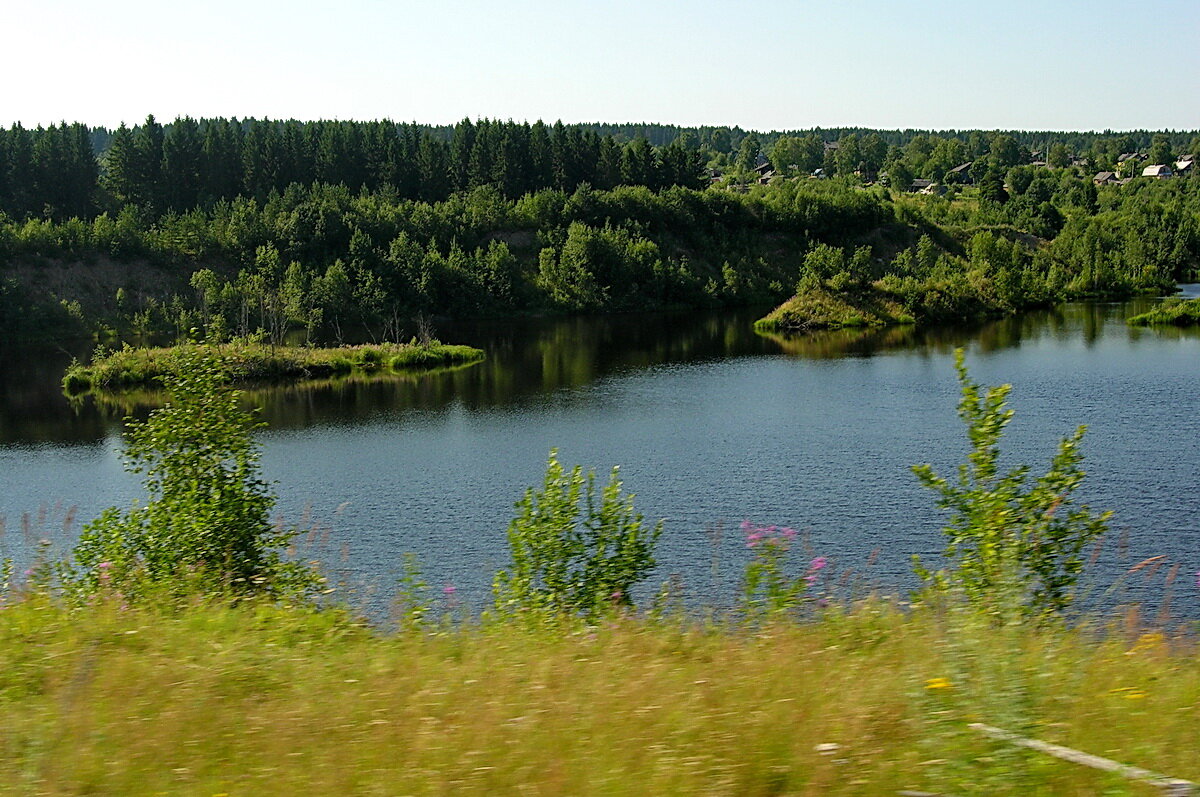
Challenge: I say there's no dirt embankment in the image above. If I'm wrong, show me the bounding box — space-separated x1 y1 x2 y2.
5 255 195 318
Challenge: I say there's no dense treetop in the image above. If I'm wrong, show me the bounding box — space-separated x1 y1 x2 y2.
3 116 1199 224
1 116 1198 343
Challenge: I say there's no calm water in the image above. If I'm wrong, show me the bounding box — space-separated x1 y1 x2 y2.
2 292 1199 616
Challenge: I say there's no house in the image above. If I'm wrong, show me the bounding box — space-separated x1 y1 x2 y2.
1142 164 1173 179
1093 171 1118 185
910 178 934 192
920 183 947 196
1117 152 1141 163
946 162 974 184
752 161 775 184
1175 157 1195 176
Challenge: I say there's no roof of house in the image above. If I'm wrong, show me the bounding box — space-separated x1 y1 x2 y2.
911 178 933 189
948 162 973 174
1094 171 1116 182
1142 164 1173 176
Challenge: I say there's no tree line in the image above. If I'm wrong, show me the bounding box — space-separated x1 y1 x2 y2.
0 117 708 222
4 116 1199 228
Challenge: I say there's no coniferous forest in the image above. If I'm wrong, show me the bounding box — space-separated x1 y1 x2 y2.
1 116 1198 341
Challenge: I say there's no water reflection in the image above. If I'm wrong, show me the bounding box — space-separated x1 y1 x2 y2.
2 295 1197 443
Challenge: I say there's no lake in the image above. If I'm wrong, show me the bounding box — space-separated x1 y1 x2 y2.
2 290 1199 617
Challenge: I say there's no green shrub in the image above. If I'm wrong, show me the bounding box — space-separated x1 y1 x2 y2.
66 347 317 600
912 350 1110 621
493 449 663 621
62 368 91 395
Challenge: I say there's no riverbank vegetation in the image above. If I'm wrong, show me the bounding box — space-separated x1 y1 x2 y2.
61 339 485 394
2 117 1198 343
1127 296 1200 326
5 349 1199 791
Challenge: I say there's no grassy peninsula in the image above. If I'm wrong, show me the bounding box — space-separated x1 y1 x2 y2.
62 339 484 395
1127 296 1200 326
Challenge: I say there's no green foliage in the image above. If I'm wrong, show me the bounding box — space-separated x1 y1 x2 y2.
912 351 1110 620
493 449 663 621
392 552 430 631
738 522 827 620
66 348 317 600
62 340 484 394
1127 296 1200 326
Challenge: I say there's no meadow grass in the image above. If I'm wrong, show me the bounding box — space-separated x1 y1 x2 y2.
1127 296 1200 327
62 340 485 395
1 592 1197 795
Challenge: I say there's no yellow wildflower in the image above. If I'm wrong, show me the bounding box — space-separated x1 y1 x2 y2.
925 677 953 690
1126 632 1166 655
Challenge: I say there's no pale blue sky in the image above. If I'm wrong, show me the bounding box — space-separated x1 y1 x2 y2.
6 0 1198 131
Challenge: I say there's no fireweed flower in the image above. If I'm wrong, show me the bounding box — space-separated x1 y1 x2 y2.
442 585 457 595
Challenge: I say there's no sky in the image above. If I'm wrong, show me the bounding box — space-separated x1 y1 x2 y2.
5 0 1199 132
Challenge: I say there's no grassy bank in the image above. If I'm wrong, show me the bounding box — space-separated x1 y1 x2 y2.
1127 296 1200 327
754 285 914 332
1 593 1197 794
62 340 485 394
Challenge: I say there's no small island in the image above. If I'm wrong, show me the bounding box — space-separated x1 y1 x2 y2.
63 340 485 395
1126 296 1200 326
754 284 914 332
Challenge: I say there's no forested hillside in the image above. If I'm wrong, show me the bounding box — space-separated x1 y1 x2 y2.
1 116 1198 342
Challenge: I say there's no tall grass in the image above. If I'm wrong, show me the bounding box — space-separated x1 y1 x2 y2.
0 592 1197 794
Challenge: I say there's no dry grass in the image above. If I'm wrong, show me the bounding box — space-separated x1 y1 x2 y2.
1 595 1198 795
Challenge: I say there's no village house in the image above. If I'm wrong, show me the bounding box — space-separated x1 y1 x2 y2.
946 162 974 184
1141 164 1173 179
1093 171 1119 186
753 160 775 184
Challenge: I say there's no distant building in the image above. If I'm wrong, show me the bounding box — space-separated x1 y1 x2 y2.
1142 164 1173 179
1093 171 1119 185
946 162 974 184
753 161 775 184
910 178 934 192
1175 157 1195 176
